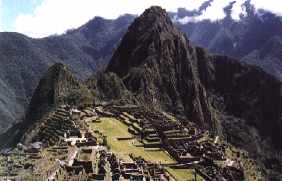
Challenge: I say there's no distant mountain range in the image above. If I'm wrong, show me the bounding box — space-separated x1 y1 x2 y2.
0 0 282 139
176 8 282 79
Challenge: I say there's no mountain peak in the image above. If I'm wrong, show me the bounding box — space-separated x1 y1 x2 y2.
106 6 213 129
107 6 187 76
141 6 169 19
47 63 68 74
131 6 175 35
24 63 78 121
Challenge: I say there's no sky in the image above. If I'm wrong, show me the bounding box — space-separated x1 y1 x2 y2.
0 0 281 38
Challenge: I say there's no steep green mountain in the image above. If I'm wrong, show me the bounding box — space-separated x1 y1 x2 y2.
242 36 282 78
106 7 214 129
0 15 134 133
24 63 93 124
0 63 93 148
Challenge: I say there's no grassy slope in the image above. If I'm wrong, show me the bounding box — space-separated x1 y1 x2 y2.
90 117 175 163
89 116 205 181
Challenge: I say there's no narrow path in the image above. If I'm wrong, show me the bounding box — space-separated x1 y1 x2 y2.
67 146 78 166
45 146 78 181
45 162 59 181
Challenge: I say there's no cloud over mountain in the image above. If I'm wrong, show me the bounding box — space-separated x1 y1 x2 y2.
10 0 282 38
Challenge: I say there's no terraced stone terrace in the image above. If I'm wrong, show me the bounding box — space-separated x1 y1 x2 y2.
0 143 70 180
24 106 79 146
89 117 175 164
95 104 265 181
0 104 266 180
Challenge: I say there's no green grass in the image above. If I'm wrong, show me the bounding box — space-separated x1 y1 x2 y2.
0 156 5 174
89 117 175 164
161 112 178 123
89 117 211 181
165 167 205 181
79 152 91 161
122 112 136 121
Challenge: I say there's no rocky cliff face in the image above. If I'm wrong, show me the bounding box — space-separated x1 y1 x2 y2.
107 7 214 129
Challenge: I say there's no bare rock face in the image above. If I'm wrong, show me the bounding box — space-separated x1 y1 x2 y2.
107 6 214 129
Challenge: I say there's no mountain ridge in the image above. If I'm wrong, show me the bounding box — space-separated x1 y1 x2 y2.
107 6 215 130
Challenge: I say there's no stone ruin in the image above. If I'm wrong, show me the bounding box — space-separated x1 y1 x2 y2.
102 104 245 181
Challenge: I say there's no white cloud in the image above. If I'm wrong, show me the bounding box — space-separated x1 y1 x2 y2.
176 16 199 24
175 0 282 23
173 0 246 23
252 0 282 15
0 0 3 31
181 0 257 21
231 0 245 20
13 0 282 38
13 0 207 38
196 0 227 21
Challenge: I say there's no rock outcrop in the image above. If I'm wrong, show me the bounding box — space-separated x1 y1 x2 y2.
107 6 215 129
